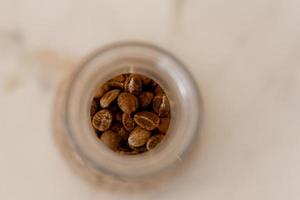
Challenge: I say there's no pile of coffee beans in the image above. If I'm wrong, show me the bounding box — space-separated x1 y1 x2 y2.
90 73 171 155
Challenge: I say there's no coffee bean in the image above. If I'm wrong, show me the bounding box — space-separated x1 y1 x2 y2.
134 111 160 131
110 122 129 140
101 130 121 151
128 127 151 147
90 99 99 117
110 108 122 122
122 113 135 132
154 85 164 96
146 135 164 150
129 145 147 153
110 74 126 83
118 149 140 155
117 92 138 114
123 73 131 79
92 109 112 131
118 127 130 140
150 80 158 88
106 74 126 89
94 83 110 98
124 74 142 95
107 81 124 90
139 75 151 85
152 129 166 136
139 91 154 108
153 95 170 117
110 122 123 133
158 117 170 133
100 89 121 108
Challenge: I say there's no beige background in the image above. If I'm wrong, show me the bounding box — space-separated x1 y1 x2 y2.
1 0 300 199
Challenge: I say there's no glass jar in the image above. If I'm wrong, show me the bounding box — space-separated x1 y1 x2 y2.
53 42 202 189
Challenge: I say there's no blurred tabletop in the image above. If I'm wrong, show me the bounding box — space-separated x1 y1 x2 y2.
1 0 300 199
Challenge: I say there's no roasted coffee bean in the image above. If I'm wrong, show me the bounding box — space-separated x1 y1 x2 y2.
101 130 121 151
139 75 151 85
110 122 129 140
153 95 170 117
122 73 131 79
94 83 110 98
124 74 142 95
152 129 166 136
150 80 158 88
100 89 121 108
129 145 147 153
146 135 164 150
122 113 135 132
107 74 126 89
110 109 122 122
118 149 140 155
139 91 154 108
90 99 99 117
128 127 151 147
110 122 123 133
118 127 130 140
117 92 138 114
110 74 126 83
92 109 112 131
160 95 170 116
152 96 161 114
107 81 124 90
134 111 160 131
154 85 164 96
157 117 170 133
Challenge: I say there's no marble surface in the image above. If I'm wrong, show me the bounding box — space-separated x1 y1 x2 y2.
1 0 300 199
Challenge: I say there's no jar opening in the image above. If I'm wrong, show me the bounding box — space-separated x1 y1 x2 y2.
61 42 201 178
89 72 172 156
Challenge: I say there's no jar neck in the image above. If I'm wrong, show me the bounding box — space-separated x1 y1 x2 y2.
63 42 202 178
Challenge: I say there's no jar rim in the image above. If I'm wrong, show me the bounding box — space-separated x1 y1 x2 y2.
61 41 203 179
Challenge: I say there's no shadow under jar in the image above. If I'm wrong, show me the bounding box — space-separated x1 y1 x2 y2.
53 42 202 188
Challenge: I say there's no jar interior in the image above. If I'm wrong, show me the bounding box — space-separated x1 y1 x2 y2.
89 72 172 155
